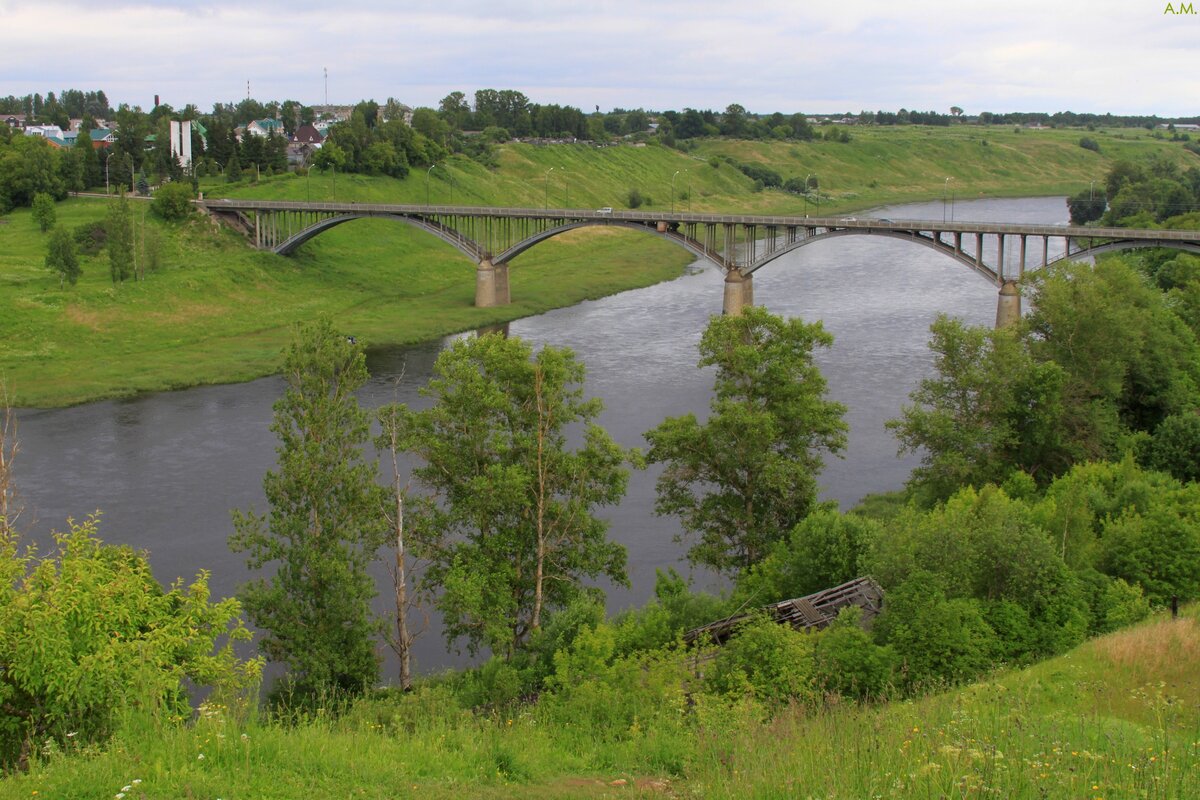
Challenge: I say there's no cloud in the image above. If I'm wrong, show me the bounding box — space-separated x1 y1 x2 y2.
0 0 1195 115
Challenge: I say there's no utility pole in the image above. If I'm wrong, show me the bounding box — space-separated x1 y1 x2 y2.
324 68 328 106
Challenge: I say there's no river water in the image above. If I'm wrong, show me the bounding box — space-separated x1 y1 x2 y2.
12 196 1068 675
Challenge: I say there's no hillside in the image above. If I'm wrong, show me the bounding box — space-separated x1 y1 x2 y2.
4 607 1196 798
2 125 1195 407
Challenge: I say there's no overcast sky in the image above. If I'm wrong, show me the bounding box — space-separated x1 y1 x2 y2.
1 0 1197 116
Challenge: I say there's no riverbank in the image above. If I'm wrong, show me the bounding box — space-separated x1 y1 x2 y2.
2 125 1192 407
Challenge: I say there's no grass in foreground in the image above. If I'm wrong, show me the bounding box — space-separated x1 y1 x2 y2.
5 608 1197 799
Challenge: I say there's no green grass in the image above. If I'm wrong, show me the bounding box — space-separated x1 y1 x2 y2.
4 607 1197 798
3 126 1195 407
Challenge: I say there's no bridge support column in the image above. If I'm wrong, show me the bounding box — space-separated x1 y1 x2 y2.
475 258 497 308
743 271 753 307
995 280 1021 328
723 268 750 316
494 262 510 305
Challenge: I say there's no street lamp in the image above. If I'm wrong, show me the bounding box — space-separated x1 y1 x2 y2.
671 170 681 212
803 172 812 216
1089 180 1096 200
105 151 114 195
559 170 569 208
544 167 555 210
426 164 437 206
943 177 955 222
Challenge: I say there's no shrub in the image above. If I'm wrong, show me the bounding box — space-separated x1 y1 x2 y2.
705 614 818 708
72 221 107 255
1079 136 1101 153
1145 411 1200 484
152 180 194 220
0 517 261 763
626 187 645 208
812 607 895 699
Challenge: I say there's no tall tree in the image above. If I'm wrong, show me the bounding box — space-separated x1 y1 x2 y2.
646 307 848 576
229 319 385 694
887 315 1071 504
401 334 632 658
105 192 133 283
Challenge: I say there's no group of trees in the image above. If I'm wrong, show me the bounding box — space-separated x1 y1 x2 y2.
231 308 849 696
1068 155 1200 226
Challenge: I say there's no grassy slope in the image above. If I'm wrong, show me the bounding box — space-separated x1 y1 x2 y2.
2 126 1195 407
4 608 1196 798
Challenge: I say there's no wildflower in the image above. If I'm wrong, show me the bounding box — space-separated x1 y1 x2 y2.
122 786 132 792
197 753 205 761
115 795 125 800
131 780 142 785
241 733 250 741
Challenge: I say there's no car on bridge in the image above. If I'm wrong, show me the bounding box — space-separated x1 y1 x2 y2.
596 207 613 215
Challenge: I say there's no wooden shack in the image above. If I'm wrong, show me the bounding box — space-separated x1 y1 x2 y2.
685 576 885 646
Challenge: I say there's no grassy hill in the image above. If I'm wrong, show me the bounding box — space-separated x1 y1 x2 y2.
2 125 1195 407
4 606 1196 798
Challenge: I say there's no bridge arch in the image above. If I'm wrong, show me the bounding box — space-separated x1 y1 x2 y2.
1046 238 1200 267
274 213 482 262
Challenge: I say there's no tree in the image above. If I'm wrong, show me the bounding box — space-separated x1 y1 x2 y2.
887 315 1071 504
105 192 133 284
401 334 632 658
31 191 55 232
1066 189 1106 225
152 180 194 220
376 401 428 691
44 226 80 288
645 307 848 576
229 319 385 695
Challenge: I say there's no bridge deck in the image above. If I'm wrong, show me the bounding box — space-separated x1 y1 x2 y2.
201 199 1200 244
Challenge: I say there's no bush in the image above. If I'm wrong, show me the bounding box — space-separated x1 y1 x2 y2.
812 608 895 699
72 221 107 255
626 187 646 208
1079 136 1101 153
737 507 878 603
0 517 261 763
152 180 194 220
705 614 818 708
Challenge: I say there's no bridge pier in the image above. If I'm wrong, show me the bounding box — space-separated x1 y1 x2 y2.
494 262 510 305
723 268 752 316
995 280 1021 328
475 258 498 308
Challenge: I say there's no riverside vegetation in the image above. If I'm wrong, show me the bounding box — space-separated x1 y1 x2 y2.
2 123 1198 407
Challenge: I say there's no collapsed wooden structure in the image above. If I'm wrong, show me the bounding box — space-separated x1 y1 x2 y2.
684 576 885 646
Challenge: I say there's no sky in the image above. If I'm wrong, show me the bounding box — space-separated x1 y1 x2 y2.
1 0 1197 117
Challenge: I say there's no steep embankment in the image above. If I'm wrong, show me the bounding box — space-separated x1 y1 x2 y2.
2 608 1196 798
2 125 1193 407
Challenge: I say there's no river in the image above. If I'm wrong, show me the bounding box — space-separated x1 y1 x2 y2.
12 195 1069 675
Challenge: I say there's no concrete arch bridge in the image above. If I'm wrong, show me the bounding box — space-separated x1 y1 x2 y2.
202 200 1200 326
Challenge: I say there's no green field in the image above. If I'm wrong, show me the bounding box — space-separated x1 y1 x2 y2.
4 606 1196 798
2 125 1195 407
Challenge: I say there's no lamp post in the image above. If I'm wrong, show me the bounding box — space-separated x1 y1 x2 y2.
560 170 569 208
803 172 812 216
544 167 555 210
943 177 955 222
426 164 437 206
105 150 114 196
687 173 692 211
671 170 681 212
1089 180 1095 200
